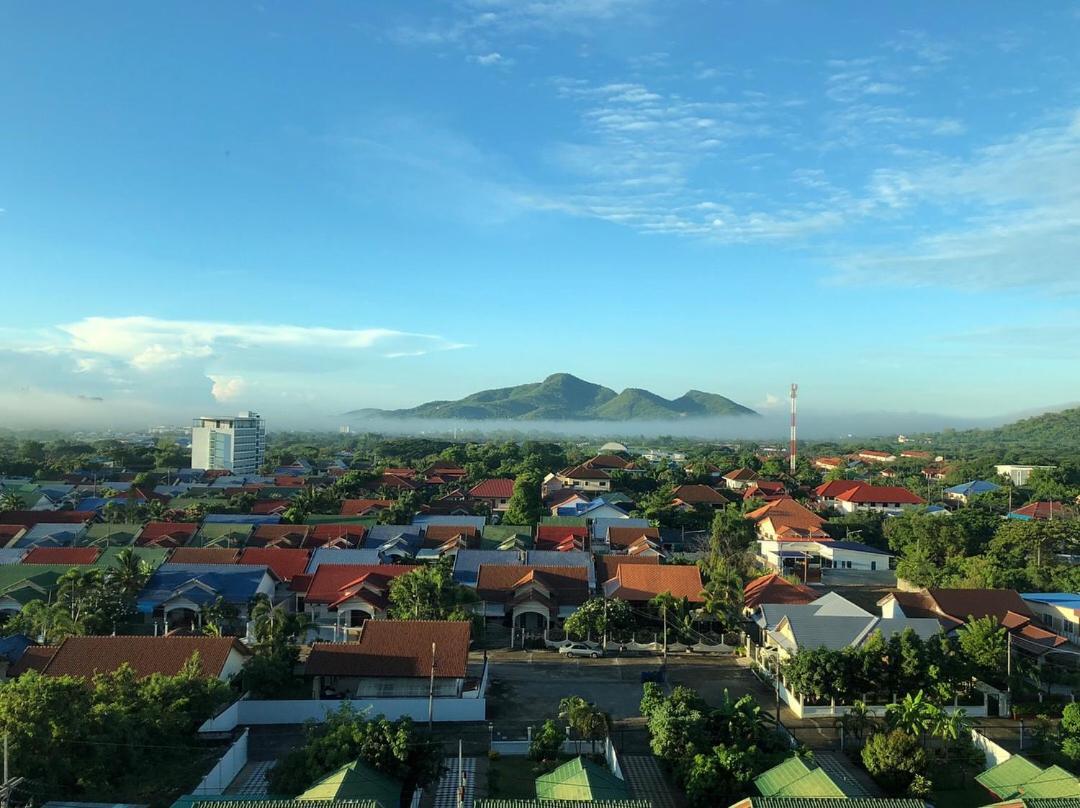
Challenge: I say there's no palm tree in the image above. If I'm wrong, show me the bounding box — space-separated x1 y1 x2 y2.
835 700 877 749
700 563 743 631
932 708 972 761
559 696 608 754
144 499 167 521
109 547 151 597
0 492 26 512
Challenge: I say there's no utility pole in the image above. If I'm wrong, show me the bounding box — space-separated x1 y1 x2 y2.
789 383 798 475
456 739 466 808
428 641 437 731
1 733 24 808
661 603 668 659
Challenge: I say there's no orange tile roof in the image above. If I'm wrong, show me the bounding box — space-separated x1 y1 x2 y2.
606 564 704 602
340 499 392 516
468 479 515 499
746 497 826 532
476 565 590 605
595 555 659 584
238 548 311 581
167 547 242 565
671 484 728 505
137 521 199 547
743 573 817 609
8 645 57 676
303 564 418 605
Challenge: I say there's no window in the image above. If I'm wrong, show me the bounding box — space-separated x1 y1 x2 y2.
1041 613 1054 627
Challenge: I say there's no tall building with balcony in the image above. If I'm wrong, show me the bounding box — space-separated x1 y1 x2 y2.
191 411 266 474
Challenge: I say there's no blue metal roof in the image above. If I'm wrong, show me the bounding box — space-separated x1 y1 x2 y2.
136 563 270 612
944 480 1000 496
306 548 383 573
411 514 487 530
1022 592 1080 607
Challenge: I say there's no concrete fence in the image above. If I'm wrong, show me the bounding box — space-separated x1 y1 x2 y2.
971 727 1012 769
191 729 249 795
201 696 486 733
543 636 739 655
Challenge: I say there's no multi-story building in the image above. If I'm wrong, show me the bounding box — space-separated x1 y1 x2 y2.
190 411 265 474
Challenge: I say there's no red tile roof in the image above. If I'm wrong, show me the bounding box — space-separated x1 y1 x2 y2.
304 620 470 678
605 564 704 603
238 548 311 581
468 479 515 499
303 564 418 605
137 521 199 547
746 497 827 533
8 645 57 676
0 525 25 543
167 547 242 565
1010 501 1078 521
723 468 760 482
340 499 392 516
306 524 367 548
251 500 291 514
424 525 481 541
833 484 924 505
22 547 101 565
250 524 312 548
40 636 249 678
536 525 588 541
559 465 611 481
379 474 419 490
0 511 94 527
743 573 817 609
583 454 633 470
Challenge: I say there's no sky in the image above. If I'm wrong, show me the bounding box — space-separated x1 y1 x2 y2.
1 1 1080 431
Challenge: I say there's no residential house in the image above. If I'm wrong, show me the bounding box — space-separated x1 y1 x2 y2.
602 564 704 605
22 547 100 565
0 565 69 618
340 499 393 517
476 564 590 635
557 498 634 521
722 468 761 491
294 760 403 808
1021 593 1080 647
305 620 470 699
33 635 251 680
83 522 141 547
857 450 896 464
362 525 423 561
879 588 1068 658
192 523 255 548
305 548 384 573
742 573 817 614
535 757 632 802
136 563 276 629
813 457 845 472
136 521 200 547
1008 501 1077 521
582 454 635 472
944 480 1001 505
742 481 787 502
301 564 418 627
753 755 868 798
238 548 311 585
306 523 367 549
606 526 663 556
249 524 312 548
757 592 941 658
746 498 830 542
535 525 589 553
468 479 515 513
0 526 27 547
250 500 292 515
14 522 88 548
995 465 1056 487
545 489 592 515
554 465 612 493
452 549 526 586
814 480 925 514
595 554 659 588
525 550 597 589
975 755 1080 801
670 484 729 510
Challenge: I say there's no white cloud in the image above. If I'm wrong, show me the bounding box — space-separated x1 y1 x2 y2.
209 375 247 402
471 51 507 66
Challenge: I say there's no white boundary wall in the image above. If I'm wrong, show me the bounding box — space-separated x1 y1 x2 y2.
192 728 249 795
202 697 484 732
971 728 1012 769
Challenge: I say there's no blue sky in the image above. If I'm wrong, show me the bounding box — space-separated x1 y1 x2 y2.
2 1 1079 428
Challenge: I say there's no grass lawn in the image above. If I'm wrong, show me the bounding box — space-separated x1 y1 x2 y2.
485 757 561 800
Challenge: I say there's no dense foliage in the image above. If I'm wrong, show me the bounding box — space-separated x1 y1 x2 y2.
0 659 231 806
266 703 443 797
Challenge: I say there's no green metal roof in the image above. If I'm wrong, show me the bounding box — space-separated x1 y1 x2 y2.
740 800 927 808
295 760 402 808
1020 766 1080 798
0 565 70 604
535 757 631 803
193 523 254 546
988 800 1080 808
93 546 170 570
477 801 650 808
754 757 846 799
172 799 380 808
83 523 142 547
977 757 1061 800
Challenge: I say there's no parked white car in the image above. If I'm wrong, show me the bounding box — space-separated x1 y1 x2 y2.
559 642 602 659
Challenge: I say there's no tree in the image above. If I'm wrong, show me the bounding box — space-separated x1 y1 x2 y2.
529 718 564 762
563 597 635 642
699 562 743 630
387 558 477 621
266 703 442 796
957 616 1007 683
0 492 26 511
559 696 608 753
640 682 665 719
683 744 760 807
931 708 972 761
503 472 543 526
836 700 877 749
885 691 937 742
862 730 929 796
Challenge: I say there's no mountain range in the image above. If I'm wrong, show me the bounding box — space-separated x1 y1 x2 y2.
347 373 758 421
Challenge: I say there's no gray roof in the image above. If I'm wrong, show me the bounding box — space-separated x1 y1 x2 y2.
771 614 944 653
15 523 87 548
453 549 526 585
822 541 894 556
306 548 384 573
593 517 649 540
756 593 870 631
412 514 488 530
0 549 28 565
526 550 596 588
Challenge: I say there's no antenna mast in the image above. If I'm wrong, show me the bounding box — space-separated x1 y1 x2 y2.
789 383 798 474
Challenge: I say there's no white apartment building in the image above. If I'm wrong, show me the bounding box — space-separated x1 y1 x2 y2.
191 411 266 474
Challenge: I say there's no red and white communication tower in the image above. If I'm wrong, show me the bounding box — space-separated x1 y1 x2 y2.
789 383 798 474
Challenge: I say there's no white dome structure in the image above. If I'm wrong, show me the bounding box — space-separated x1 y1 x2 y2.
599 441 629 453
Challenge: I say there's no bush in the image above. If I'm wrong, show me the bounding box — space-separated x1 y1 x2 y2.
529 719 563 762
640 682 665 719
862 730 928 795
1062 702 1080 736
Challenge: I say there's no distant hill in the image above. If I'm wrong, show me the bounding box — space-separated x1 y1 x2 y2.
932 405 1080 459
347 373 758 421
